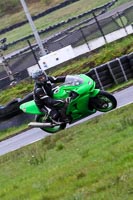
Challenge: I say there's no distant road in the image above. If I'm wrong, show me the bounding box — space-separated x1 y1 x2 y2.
0 85 133 156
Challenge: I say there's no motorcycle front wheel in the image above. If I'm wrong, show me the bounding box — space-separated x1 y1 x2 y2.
91 91 117 112
35 115 67 133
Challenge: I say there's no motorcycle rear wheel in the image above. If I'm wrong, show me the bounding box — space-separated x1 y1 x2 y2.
91 91 117 112
35 115 66 133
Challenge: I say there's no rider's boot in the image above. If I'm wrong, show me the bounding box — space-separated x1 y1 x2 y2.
49 109 59 121
59 97 72 123
40 106 49 116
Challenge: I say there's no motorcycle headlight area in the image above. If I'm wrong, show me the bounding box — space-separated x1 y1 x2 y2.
88 81 92 85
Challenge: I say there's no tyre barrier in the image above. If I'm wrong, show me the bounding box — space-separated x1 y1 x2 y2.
0 92 34 131
0 113 34 132
0 76 10 90
0 70 29 90
128 52 133 71
85 52 133 90
1 52 133 91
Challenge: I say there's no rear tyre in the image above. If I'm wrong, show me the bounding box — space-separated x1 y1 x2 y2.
91 91 117 112
35 115 66 133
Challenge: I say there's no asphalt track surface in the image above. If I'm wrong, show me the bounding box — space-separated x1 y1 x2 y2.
0 85 133 156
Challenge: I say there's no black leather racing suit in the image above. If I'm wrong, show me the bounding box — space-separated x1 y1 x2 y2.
33 75 66 119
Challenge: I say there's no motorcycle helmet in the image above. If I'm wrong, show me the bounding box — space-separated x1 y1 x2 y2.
32 69 47 84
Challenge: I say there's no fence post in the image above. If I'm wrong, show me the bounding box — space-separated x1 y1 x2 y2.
116 58 128 81
92 10 107 44
79 27 91 51
107 61 118 84
117 12 128 35
27 40 41 69
94 68 104 90
0 52 14 82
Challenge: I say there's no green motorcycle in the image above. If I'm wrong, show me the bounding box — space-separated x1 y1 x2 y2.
20 74 117 133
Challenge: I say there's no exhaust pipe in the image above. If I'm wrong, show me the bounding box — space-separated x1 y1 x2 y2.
28 121 62 128
28 122 53 128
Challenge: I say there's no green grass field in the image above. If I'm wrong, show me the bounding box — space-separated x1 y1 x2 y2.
0 103 133 200
0 0 131 30
0 4 132 199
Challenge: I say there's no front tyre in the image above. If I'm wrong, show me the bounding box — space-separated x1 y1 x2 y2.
92 91 117 112
35 115 66 133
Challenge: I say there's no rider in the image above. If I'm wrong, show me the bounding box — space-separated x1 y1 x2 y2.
32 69 71 122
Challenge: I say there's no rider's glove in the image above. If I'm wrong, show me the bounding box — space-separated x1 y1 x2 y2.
65 97 71 104
54 100 65 107
40 107 49 115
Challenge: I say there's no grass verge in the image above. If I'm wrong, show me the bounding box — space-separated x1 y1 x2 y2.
1 0 131 54
0 103 133 199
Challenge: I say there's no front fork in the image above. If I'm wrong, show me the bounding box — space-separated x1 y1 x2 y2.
89 88 100 97
88 89 100 109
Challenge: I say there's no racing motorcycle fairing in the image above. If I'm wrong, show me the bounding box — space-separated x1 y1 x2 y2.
19 74 117 133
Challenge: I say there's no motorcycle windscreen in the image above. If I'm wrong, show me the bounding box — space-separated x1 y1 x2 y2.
19 100 41 114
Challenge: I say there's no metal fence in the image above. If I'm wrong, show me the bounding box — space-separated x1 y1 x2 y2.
0 52 133 91
6 0 118 51
44 2 133 51
0 1 133 84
